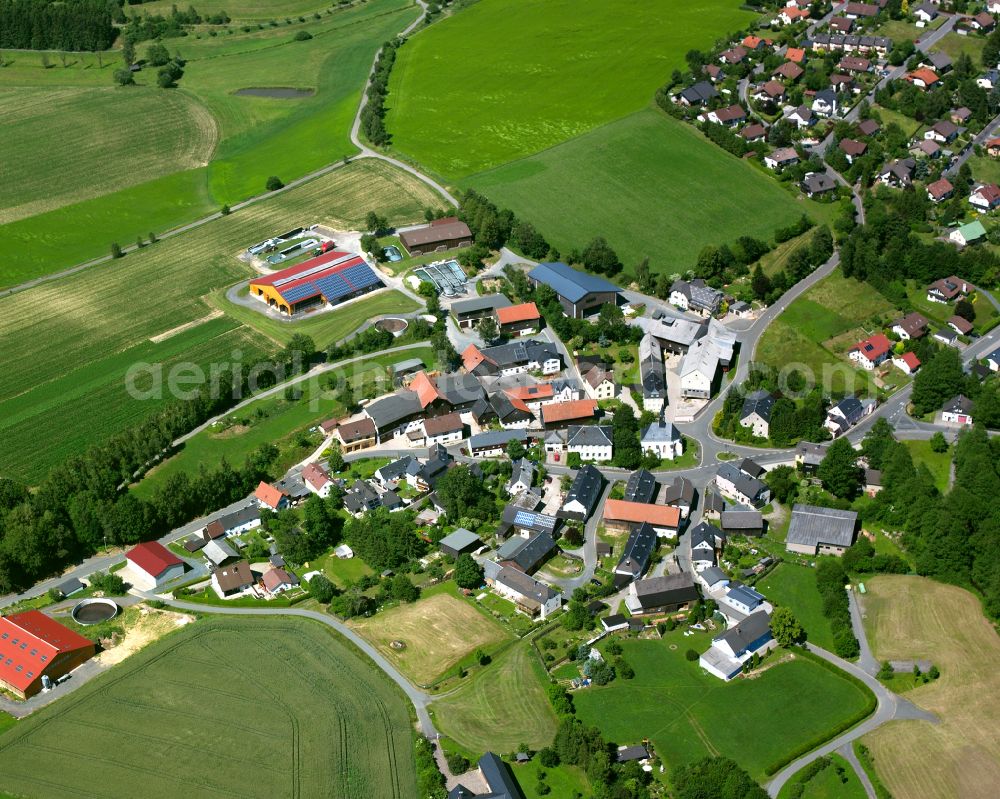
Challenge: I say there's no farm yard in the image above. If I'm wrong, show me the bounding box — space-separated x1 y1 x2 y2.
755 269 901 394
0 617 417 799
431 643 559 754
349 591 513 685
386 0 757 177
572 631 873 781
860 576 1000 799
468 110 805 273
0 0 419 284
0 159 445 482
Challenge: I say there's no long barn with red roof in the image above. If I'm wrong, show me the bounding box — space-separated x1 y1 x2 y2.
249 250 383 315
0 610 96 698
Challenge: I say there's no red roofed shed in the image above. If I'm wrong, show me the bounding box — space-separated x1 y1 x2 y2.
0 610 96 698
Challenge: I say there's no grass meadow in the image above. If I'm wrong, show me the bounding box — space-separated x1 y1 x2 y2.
133 0 332 19
386 0 757 177
432 643 559 753
756 563 837 651
901 439 952 493
861 576 1000 799
0 159 441 482
350 591 513 685
469 110 805 273
0 617 417 799
0 0 419 282
572 631 872 780
776 753 867 799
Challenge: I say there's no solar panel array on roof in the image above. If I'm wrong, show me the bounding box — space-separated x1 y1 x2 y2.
276 261 382 306
513 510 556 531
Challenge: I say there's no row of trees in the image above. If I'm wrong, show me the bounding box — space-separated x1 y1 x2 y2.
815 559 861 659
0 0 117 51
360 38 402 146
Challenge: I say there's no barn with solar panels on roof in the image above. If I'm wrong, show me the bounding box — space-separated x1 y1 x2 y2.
248 250 384 315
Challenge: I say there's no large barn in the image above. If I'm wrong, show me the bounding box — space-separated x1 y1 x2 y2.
248 250 383 315
0 610 96 698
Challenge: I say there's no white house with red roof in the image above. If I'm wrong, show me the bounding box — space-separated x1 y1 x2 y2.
302 462 332 498
254 481 289 511
125 541 185 590
0 610 96 698
848 333 892 370
892 352 921 375
969 183 1000 212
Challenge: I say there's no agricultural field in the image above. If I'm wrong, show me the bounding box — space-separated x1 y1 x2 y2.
350 591 513 685
573 631 873 780
756 563 837 652
0 617 417 799
0 87 216 225
469 110 805 273
387 0 758 177
432 643 559 753
861 576 1000 799
0 0 420 283
0 159 444 482
133 345 438 498
755 269 900 394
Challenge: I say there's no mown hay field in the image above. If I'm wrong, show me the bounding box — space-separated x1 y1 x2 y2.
432 643 558 753
0 87 217 225
0 0 418 283
0 159 442 482
133 0 332 19
386 0 758 177
350 592 512 685
861 576 1000 799
0 617 417 799
468 109 805 273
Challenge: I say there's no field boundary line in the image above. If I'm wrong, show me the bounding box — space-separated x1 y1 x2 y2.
150 309 225 342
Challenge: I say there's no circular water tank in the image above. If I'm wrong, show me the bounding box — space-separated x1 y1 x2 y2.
71 598 120 626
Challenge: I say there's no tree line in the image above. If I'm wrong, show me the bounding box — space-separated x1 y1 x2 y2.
0 0 118 51
360 38 401 147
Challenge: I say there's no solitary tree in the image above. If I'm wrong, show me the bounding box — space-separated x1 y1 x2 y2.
113 68 134 86
477 315 499 344
110 242 123 259
818 437 861 499
453 553 484 589
769 606 805 647
266 175 284 191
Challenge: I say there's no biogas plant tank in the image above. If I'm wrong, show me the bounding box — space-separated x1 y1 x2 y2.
71 598 119 626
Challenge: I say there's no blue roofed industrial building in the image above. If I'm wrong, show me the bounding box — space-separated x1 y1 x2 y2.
527 262 621 318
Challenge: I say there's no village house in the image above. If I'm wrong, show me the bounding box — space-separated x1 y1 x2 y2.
810 90 839 119
893 351 921 375
839 138 867 163
662 475 695 518
485 563 562 619
706 104 747 127
624 468 658 504
849 333 892 370
970 183 1000 212
669 278 724 316
740 122 767 142
302 462 332 498
774 61 805 81
906 68 940 89
212 560 255 598
699 611 776 681
878 158 915 187
495 302 541 337
559 465 604 522
565 424 614 462
583 365 616 400
927 177 954 203
624 573 700 615
714 462 770 508
638 332 667 412
335 417 377 453
463 340 561 377
786 504 858 555
912 139 942 160
926 120 959 143
640 420 684 460
764 147 799 170
739 390 774 438
927 275 969 303
614 523 658 583
825 396 876 436
801 171 837 197
603 499 681 539
941 394 974 425
690 521 726 571
948 315 974 336
254 481 289 511
678 80 719 106
754 79 787 103
449 294 511 329
125 541 184 591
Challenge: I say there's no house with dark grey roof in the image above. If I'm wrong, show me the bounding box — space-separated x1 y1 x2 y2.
467 429 531 458
364 391 424 440
439 528 483 559
662 476 695 518
794 441 828 472
488 567 561 620
614 522 657 582
824 396 876 436
450 294 512 328
344 480 382 517
678 80 719 106
699 610 775 680
374 456 416 489
669 278 724 316
466 340 562 377
690 521 726 571
786 504 858 555
714 462 770 508
449 752 527 799
699 566 730 592
566 424 613 462
496 531 557 574
801 171 837 197
638 332 667 412
740 390 775 438
506 458 536 496
527 261 621 319
625 572 700 614
720 509 764 536
559 465 604 521
624 469 658 504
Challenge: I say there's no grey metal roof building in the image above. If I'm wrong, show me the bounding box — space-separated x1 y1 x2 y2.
527 261 621 318
624 469 658 504
467 429 530 452
786 504 858 555
566 425 612 447
496 531 557 574
715 610 772 656
439 528 483 558
364 390 423 433
450 294 512 318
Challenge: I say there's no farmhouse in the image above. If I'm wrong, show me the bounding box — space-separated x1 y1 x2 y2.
640 420 684 460
715 462 770 508
603 499 681 539
398 217 473 255
740 389 774 438
486 565 561 620
564 424 613 461
786 504 858 555
498 505 559 539
848 333 892 370
527 262 621 318
422 412 465 446
641 314 705 355
699 611 776 681
614 522 658 582
892 311 928 340
450 294 512 329
262 567 299 595
0 610 96 699
624 573 700 615
496 302 541 337
125 541 184 591
463 340 561 376
248 251 383 315
496 531 557 574
335 417 377 452
680 325 737 400
559 465 604 521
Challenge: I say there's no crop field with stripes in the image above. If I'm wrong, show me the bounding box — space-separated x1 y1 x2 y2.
0 159 438 483
0 617 416 799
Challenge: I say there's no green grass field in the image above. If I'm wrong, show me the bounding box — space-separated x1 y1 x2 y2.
776 753 867 799
902 439 952 493
931 31 987 69
469 109 805 272
0 87 216 225
573 633 872 780
387 0 757 177
756 563 837 651
0 0 419 282
756 269 899 394
432 643 559 753
0 617 416 798
0 159 439 482
134 0 331 18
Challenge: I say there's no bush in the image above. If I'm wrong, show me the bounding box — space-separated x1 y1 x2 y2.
113 68 134 86
221 204 231 215
445 752 470 774
266 175 284 191
685 648 699 661
538 747 560 767
294 29 313 40
111 241 123 259
89 570 128 595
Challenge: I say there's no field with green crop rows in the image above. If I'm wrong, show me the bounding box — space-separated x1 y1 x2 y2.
470 109 805 272
386 0 757 177
0 87 216 225
0 159 442 482
0 0 419 283
0 617 417 798
573 632 872 780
